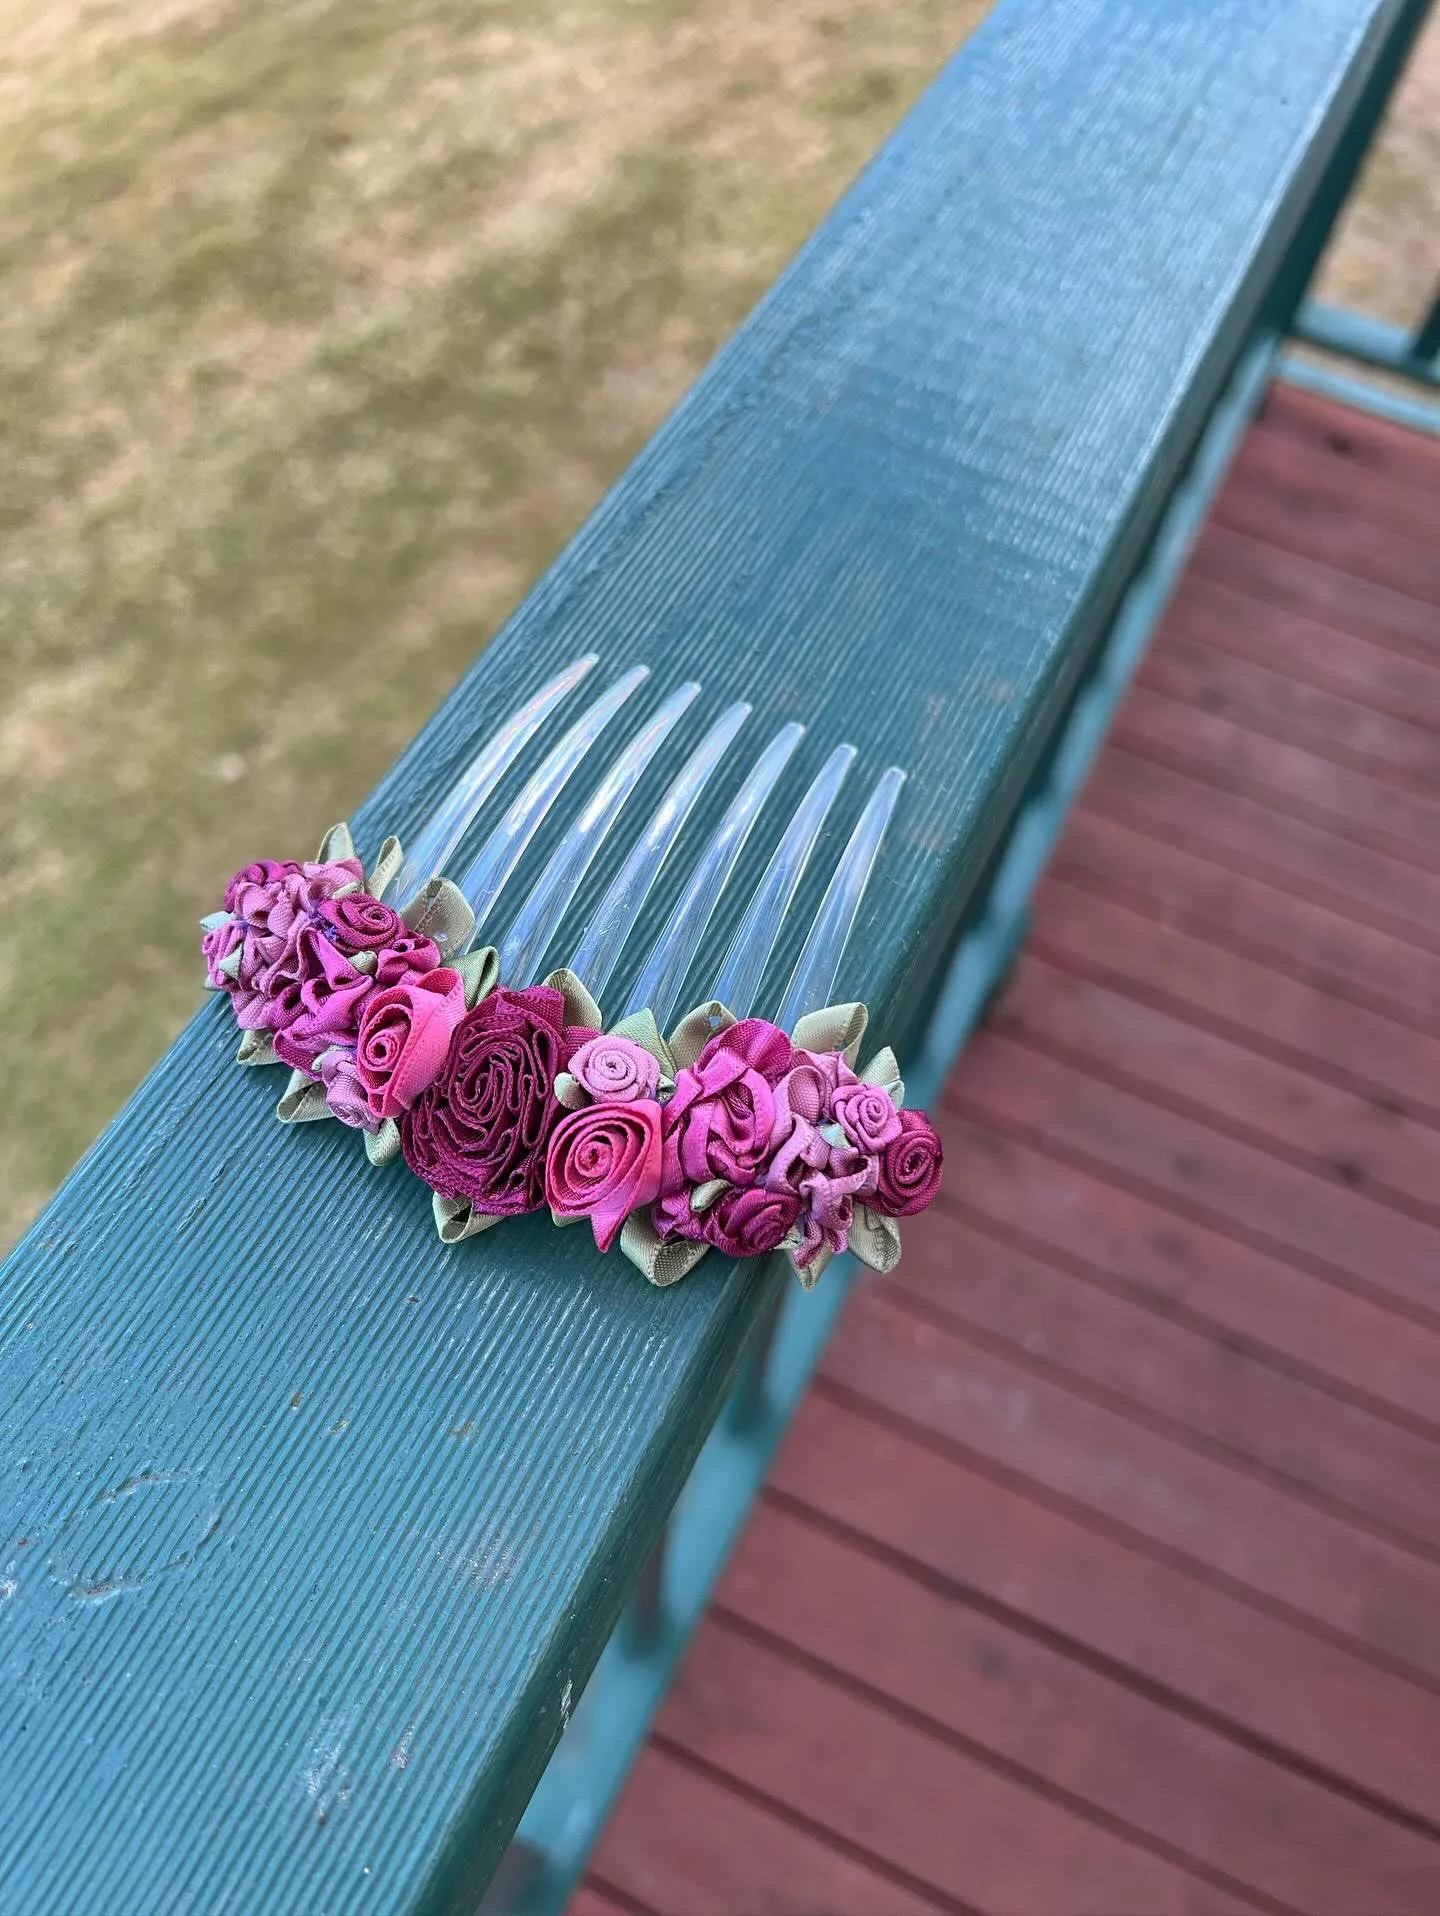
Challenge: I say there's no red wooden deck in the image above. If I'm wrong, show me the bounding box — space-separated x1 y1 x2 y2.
580 384 1440 1916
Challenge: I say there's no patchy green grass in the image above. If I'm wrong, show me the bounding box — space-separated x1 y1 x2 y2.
1 0 1436 1250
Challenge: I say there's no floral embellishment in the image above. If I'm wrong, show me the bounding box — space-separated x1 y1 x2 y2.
547 1099 664 1251
204 826 942 1276
354 967 468 1123
568 1033 661 1104
401 985 590 1218
871 1108 944 1216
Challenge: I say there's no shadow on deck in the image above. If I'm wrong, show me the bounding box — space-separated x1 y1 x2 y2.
576 384 1440 1915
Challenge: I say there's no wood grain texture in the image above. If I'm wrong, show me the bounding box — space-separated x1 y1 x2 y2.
583 391 1440 1913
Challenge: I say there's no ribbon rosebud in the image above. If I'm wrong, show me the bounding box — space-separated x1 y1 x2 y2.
547 1099 665 1252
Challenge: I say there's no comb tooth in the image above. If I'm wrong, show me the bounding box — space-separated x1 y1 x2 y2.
383 654 599 906
455 666 650 941
708 742 856 1018
621 722 805 1031
772 766 905 1032
566 700 752 1005
498 681 702 988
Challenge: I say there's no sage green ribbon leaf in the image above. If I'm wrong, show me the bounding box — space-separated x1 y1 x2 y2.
433 1193 504 1243
214 944 244 984
609 1007 676 1080
199 910 232 934
791 1001 867 1065
364 1120 401 1167
858 1042 904 1108
276 1070 332 1124
316 822 357 866
549 1207 587 1229
619 1210 711 1288
553 1072 588 1111
850 1202 902 1275
236 1028 279 1068
401 878 475 958
667 1000 737 1071
366 834 404 900
691 1177 728 1214
348 948 379 976
790 1244 833 1291
455 944 500 1009
542 968 603 1034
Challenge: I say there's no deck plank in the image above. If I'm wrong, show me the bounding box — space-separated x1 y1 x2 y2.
821 1287 1440 1677
1054 809 1440 1032
716 1501 1440 1914
1138 626 1440 788
992 955 1440 1217
891 1208 1440 1549
1028 875 1440 1124
581 392 1440 1914
940 1115 1440 1430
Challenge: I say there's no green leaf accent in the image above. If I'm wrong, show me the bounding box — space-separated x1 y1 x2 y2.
366 835 404 900
433 1193 504 1243
791 1001 868 1063
619 1210 710 1288
364 1120 401 1167
276 1070 332 1124
316 822 357 866
235 1028 279 1068
850 1203 901 1274
667 1000 737 1071
401 878 475 958
542 968 603 1033
455 945 499 1008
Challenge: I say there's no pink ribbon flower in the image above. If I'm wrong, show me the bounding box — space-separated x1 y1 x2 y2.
546 1099 665 1252
354 968 468 1123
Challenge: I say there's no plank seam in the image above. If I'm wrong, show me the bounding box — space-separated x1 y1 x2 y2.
759 1485 1440 1846
704 1605 1293 1916
809 1373 1440 1702
1025 925 1440 1135
879 1276 1440 1570
930 1181 1440 1445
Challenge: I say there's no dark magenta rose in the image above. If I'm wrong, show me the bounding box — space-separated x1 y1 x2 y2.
354 968 467 1122
703 1184 801 1259
661 1018 795 1194
316 892 407 953
871 1109 943 1217
400 986 593 1216
546 1100 664 1252
267 926 375 1073
650 1182 707 1244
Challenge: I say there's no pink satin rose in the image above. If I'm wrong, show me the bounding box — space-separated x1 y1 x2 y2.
316 1045 375 1130
353 967 468 1122
662 1018 795 1194
569 1033 661 1104
703 1184 801 1259
830 1080 901 1153
546 1099 664 1252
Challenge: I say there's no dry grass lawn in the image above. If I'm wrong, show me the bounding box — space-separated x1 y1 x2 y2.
1 0 1436 1251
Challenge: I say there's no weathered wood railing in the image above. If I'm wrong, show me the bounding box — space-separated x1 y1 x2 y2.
2 0 1432 1910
